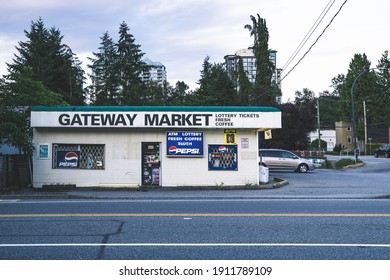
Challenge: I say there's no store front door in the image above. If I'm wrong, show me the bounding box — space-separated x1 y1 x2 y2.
141 142 161 186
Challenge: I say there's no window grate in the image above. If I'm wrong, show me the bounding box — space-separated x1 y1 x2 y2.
52 144 105 170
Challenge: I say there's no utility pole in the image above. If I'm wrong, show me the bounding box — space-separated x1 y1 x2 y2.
317 98 321 150
363 100 367 154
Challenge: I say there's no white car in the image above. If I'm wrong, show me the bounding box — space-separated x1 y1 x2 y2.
259 149 314 173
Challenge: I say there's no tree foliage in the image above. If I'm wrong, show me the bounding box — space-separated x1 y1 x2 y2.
245 14 276 105
261 88 316 150
192 56 237 106
88 32 119 105
88 22 148 105
0 67 67 154
374 51 390 128
6 18 85 105
235 58 253 105
317 90 340 130
338 53 388 139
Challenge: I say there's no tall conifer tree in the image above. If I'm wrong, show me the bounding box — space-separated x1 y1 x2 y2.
245 14 275 105
88 32 119 105
116 22 147 105
6 18 85 105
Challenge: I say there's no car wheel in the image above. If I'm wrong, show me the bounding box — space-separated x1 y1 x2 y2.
374 153 378 158
297 164 309 173
385 152 389 158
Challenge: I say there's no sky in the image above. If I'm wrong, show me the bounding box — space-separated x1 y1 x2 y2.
1 0 389 102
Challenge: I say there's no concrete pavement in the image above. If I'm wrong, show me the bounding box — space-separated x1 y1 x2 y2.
1 155 389 200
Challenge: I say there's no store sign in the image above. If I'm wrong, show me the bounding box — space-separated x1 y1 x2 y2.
56 151 80 168
31 111 281 129
166 131 203 157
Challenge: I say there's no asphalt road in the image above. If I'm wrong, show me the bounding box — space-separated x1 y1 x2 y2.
0 155 389 260
1 199 390 260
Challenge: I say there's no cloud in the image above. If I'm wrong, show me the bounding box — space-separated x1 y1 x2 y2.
0 36 18 75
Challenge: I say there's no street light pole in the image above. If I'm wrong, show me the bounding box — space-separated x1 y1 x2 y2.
350 69 369 162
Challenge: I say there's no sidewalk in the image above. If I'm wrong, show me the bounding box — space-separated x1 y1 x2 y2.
1 157 389 200
0 177 289 200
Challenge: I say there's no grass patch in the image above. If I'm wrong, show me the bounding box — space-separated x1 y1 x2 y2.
335 158 363 169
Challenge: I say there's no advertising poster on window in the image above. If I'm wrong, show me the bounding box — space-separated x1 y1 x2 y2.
208 145 238 171
56 151 80 169
166 131 204 157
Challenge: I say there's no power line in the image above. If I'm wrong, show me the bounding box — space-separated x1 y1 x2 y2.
280 0 348 83
282 0 335 72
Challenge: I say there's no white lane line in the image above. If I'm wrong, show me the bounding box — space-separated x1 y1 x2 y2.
0 200 20 203
2 213 390 217
1 243 390 248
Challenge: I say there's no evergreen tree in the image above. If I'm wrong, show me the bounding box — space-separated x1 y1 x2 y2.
169 81 189 106
142 81 167 105
338 54 378 139
375 51 390 128
6 18 85 105
235 58 253 105
88 32 119 105
245 14 275 105
88 22 148 105
116 21 147 105
194 56 218 105
195 56 236 106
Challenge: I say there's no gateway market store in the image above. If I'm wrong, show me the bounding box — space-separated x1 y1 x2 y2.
31 106 281 188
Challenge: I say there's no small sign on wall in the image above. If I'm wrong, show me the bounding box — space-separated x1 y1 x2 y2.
224 129 236 144
241 138 249 149
38 144 50 159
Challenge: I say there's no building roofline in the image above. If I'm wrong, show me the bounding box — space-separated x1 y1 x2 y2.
31 106 280 113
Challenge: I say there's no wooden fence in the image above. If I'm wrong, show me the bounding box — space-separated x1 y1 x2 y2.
0 155 32 192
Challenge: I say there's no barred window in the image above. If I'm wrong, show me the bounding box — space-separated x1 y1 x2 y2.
52 144 105 170
208 145 238 171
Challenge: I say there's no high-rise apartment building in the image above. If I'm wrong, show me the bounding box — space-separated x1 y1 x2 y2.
224 46 281 91
141 57 167 85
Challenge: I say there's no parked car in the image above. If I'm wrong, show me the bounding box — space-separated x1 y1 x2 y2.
259 149 315 173
374 144 390 158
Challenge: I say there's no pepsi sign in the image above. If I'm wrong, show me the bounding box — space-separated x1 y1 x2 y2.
218 146 227 153
166 131 204 157
56 151 80 168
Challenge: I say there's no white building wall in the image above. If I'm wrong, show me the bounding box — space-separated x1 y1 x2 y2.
162 129 258 187
309 129 336 151
33 128 259 188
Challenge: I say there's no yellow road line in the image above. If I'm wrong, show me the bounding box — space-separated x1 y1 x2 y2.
1 213 390 218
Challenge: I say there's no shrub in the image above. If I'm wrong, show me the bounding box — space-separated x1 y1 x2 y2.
325 160 334 169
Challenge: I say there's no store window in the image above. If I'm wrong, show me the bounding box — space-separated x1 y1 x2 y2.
52 144 105 170
208 145 238 171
